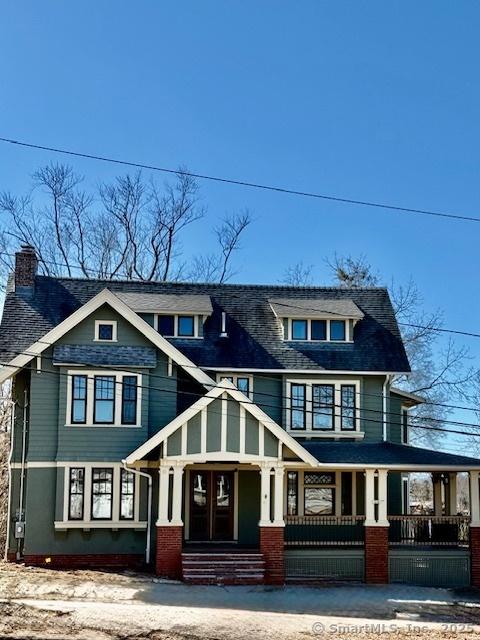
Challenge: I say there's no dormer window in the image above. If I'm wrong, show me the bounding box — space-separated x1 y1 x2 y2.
94 320 117 342
156 314 201 338
269 298 363 344
286 318 348 342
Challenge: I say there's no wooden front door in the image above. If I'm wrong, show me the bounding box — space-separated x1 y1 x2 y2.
189 471 234 541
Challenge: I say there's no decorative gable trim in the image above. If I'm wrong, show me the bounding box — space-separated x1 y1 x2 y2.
0 288 215 389
125 379 318 467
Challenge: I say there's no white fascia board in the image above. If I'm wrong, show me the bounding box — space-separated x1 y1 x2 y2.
0 288 216 389
204 367 411 376
126 379 318 467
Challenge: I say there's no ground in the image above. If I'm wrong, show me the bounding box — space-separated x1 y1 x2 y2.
2 563 480 639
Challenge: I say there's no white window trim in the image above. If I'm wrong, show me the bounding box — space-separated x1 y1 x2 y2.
66 369 142 428
284 470 358 517
94 320 118 342
216 373 253 399
155 313 204 339
284 317 354 343
285 378 363 438
57 462 144 529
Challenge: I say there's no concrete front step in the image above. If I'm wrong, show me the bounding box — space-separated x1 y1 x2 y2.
182 551 265 585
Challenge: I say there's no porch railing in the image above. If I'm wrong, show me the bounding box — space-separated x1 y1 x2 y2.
284 515 366 547
388 515 471 548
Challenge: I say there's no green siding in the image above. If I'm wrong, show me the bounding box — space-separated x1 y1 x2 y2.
167 429 181 456
187 414 201 455
264 429 278 457
206 399 222 452
361 376 384 442
389 396 402 444
28 352 59 461
245 414 259 455
237 471 260 545
253 374 282 424
226 401 240 453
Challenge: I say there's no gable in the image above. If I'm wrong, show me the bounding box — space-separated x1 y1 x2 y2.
125 380 318 466
0 289 215 388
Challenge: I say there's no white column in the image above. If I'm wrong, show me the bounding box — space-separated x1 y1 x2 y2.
470 471 480 526
377 469 389 526
157 463 170 526
364 469 376 526
449 472 457 516
171 463 185 526
273 465 285 526
259 463 272 526
433 474 443 516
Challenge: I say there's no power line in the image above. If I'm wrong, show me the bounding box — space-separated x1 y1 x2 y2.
1 136 480 224
4 343 480 436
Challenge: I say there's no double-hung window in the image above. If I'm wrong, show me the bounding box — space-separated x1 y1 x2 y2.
68 468 85 520
94 376 115 424
312 384 335 430
290 384 306 430
71 375 87 424
120 469 135 520
91 468 113 520
340 385 356 430
121 376 137 425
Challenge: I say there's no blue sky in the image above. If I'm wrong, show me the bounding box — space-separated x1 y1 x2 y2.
1 2 480 450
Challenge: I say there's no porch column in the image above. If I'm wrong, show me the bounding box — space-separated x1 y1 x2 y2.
258 463 285 585
433 473 443 516
469 471 480 587
364 469 389 584
155 461 185 580
448 473 457 516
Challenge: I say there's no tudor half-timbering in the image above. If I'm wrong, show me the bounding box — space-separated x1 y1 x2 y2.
3 245 480 586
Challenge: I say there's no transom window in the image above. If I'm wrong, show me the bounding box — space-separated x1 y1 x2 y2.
287 380 361 435
67 371 141 427
94 320 117 342
156 314 202 338
284 318 351 342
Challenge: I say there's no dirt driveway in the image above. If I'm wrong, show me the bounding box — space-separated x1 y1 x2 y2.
2 562 480 639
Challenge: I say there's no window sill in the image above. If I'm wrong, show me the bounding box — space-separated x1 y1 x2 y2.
65 423 142 429
284 339 354 344
288 430 365 439
54 521 147 531
93 339 118 343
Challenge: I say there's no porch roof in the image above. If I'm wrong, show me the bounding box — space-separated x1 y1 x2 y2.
299 441 480 470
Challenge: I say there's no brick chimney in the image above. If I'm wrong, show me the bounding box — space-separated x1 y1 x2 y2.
15 245 38 296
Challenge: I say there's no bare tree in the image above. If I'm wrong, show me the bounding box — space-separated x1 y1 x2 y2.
281 261 314 286
328 254 475 448
189 211 251 283
0 163 251 284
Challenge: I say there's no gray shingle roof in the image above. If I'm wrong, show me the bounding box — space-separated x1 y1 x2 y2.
116 292 213 315
300 441 480 467
0 276 410 373
269 298 364 319
52 345 157 368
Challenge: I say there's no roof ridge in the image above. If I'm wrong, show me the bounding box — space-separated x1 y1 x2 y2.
32 274 388 293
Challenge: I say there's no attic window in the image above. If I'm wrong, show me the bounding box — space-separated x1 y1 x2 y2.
285 318 350 342
156 314 202 338
94 321 117 342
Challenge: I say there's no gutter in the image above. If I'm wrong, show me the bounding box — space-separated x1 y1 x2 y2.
4 398 15 561
121 460 152 566
382 375 392 442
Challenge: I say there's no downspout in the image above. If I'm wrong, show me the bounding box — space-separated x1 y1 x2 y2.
17 389 28 560
382 375 392 442
4 398 15 561
122 460 152 566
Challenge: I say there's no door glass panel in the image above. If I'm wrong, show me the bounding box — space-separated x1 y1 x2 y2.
193 473 207 507
216 474 231 508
